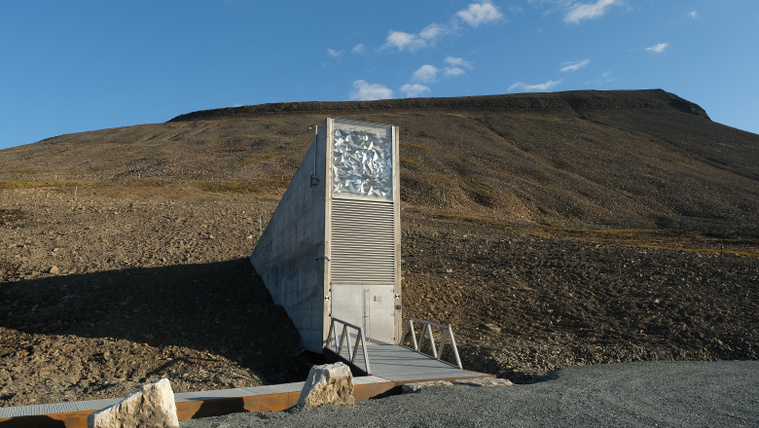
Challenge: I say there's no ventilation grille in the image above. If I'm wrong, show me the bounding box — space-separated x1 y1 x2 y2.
330 198 395 284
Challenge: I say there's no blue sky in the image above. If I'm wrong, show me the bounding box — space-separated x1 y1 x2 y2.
1 1 758 150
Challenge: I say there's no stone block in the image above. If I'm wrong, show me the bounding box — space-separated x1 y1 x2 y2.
297 362 355 407
401 380 453 393
88 378 178 428
452 377 513 387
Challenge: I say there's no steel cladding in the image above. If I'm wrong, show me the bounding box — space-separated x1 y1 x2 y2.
331 124 393 201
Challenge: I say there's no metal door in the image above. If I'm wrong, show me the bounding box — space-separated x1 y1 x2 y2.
331 283 395 344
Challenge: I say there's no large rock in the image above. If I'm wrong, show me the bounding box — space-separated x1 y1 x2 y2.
88 378 179 428
297 362 355 407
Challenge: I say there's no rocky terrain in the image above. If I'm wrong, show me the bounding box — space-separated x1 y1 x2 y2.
1 89 758 407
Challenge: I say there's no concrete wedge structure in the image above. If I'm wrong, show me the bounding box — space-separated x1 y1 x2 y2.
250 118 402 352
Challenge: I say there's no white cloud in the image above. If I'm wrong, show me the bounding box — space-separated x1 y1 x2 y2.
327 48 344 58
688 10 698 19
646 42 668 53
383 30 427 52
560 58 590 72
350 80 394 100
419 23 448 41
564 0 619 24
401 57 471 99
444 56 474 76
400 84 431 98
351 44 365 54
457 1 504 28
413 64 440 83
444 67 466 77
382 3 504 54
445 56 474 69
508 79 562 92
383 23 448 52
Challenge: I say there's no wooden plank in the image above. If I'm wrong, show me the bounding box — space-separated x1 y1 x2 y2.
175 390 300 419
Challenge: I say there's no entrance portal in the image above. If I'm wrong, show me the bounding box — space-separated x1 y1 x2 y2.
331 283 395 343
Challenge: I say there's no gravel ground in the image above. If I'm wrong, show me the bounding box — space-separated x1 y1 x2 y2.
181 360 759 428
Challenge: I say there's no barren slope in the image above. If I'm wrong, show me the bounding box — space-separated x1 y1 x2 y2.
2 90 758 236
1 89 758 406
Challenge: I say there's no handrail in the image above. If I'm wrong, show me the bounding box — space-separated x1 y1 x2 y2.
325 317 371 374
401 317 463 369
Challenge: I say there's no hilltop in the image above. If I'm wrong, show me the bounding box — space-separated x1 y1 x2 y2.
1 89 758 406
2 89 758 235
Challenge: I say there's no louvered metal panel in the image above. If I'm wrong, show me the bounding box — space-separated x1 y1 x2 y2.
330 198 395 284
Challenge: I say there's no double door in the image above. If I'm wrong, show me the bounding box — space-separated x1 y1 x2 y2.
331 283 395 344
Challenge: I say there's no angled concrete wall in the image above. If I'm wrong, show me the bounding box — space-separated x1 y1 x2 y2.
251 124 329 352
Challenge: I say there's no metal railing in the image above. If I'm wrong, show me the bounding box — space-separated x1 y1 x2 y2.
401 317 463 369
325 317 371 374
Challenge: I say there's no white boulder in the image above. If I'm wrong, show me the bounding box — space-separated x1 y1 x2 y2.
297 362 355 407
88 378 179 428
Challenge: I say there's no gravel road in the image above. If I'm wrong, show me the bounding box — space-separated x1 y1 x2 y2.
181 360 759 428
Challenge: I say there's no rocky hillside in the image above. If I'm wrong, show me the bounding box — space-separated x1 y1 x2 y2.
2 89 758 236
1 89 758 407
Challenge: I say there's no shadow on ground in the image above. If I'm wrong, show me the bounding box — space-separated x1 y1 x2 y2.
0 258 311 385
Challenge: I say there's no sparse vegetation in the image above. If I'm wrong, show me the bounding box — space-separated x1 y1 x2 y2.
0 179 89 191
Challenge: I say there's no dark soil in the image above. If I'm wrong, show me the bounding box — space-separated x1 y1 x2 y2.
401 212 759 382
0 191 313 406
1 90 758 407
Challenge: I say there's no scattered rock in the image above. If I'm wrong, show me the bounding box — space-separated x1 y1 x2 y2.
88 378 178 428
483 323 501 333
453 377 513 387
402 380 453 393
49 265 60 275
1 183 759 409
296 362 355 407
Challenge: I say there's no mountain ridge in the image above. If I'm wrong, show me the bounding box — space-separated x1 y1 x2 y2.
168 89 710 122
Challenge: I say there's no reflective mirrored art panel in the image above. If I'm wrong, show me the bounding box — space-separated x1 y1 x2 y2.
331 121 393 201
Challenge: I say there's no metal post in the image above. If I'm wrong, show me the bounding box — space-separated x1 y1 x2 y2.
328 317 372 375
359 328 371 374
326 318 336 351
402 317 463 369
408 319 419 350
448 325 463 369
425 324 437 358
